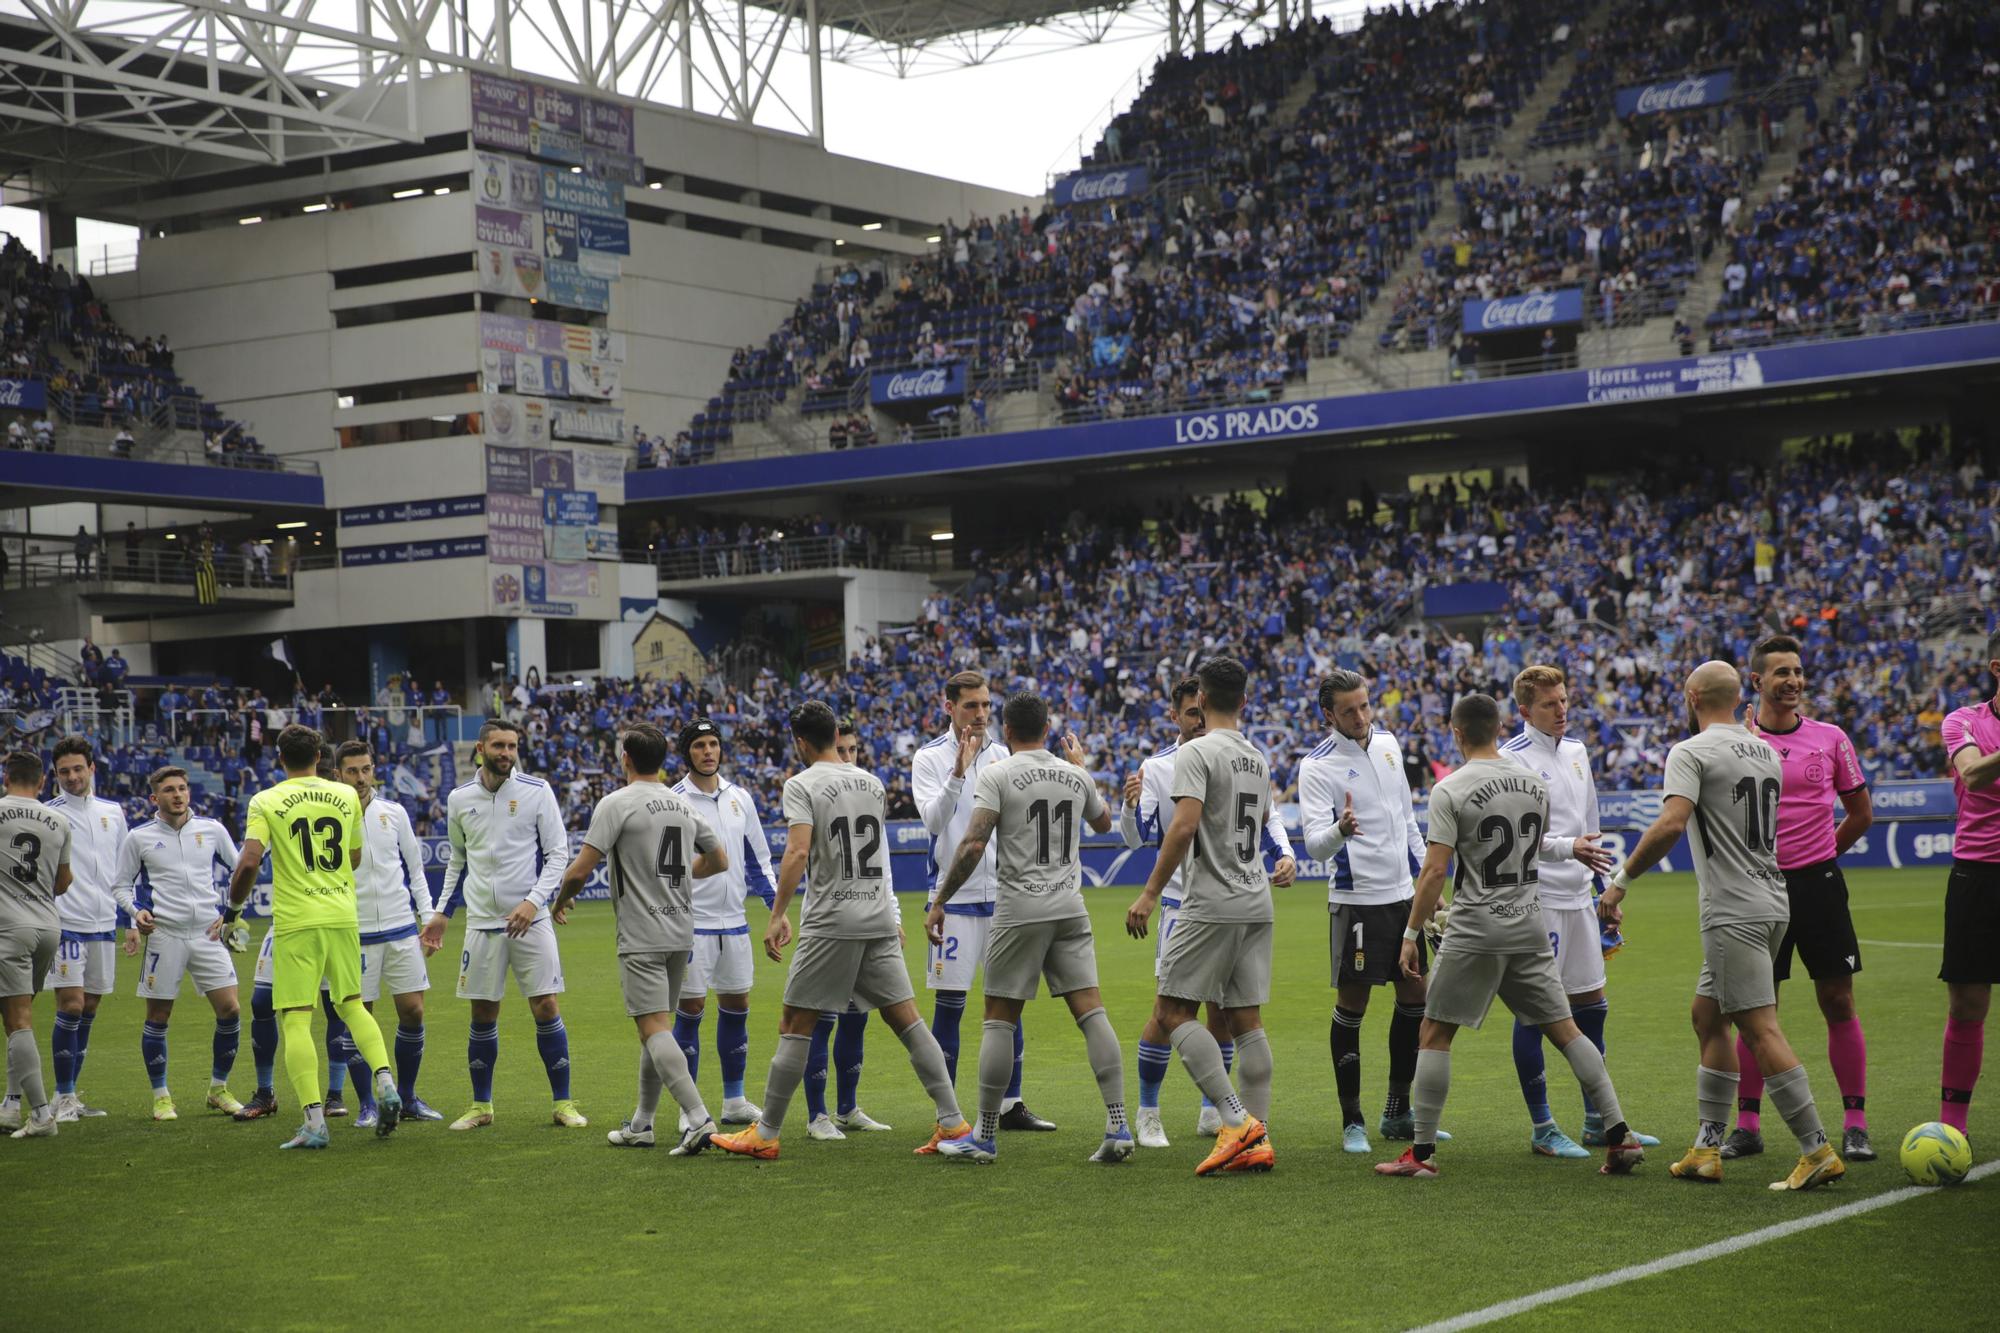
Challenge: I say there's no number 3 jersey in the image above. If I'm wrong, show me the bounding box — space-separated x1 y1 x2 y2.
244 776 363 934
973 747 1107 928
782 762 895 940
1663 723 1788 929
0 793 71 931
582 781 719 955
1423 758 1551 955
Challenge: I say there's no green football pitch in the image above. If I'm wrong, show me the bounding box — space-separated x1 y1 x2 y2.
11 868 1994 1331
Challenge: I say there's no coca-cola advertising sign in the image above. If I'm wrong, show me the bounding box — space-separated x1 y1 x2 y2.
1615 69 1734 118
869 361 967 408
1054 165 1150 207
0 378 46 411
1462 287 1583 334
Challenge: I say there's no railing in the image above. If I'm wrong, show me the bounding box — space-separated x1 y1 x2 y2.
633 534 945 581
0 616 83 681
162 704 465 747
3 548 299 593
56 686 135 747
9 427 318 474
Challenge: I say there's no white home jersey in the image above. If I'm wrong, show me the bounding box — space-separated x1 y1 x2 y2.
46 791 125 933
440 772 567 930
912 726 1007 915
1121 738 1295 906
1298 728 1425 906
354 795 434 943
112 815 239 929
671 776 778 928
1500 723 1600 909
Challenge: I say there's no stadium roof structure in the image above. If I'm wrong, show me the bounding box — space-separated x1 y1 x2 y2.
0 0 1317 198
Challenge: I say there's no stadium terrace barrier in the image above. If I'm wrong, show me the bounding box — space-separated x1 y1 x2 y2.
633 534 946 581
0 449 325 506
628 322 2000 503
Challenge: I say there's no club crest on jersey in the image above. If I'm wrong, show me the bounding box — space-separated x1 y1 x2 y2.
101 816 110 830
509 799 518 816
194 832 204 845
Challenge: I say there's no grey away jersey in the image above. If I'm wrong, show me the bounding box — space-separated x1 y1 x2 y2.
973 748 1108 927
1425 758 1551 955
1170 729 1274 924
583 781 720 954
0 794 70 931
782 762 896 939
1663 723 1789 929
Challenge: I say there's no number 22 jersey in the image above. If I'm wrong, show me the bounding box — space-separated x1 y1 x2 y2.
782 762 894 939
1423 758 1549 955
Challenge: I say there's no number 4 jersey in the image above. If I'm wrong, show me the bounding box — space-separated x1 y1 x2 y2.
582 781 719 954
245 776 363 934
782 761 895 939
1423 759 1550 954
1662 723 1788 929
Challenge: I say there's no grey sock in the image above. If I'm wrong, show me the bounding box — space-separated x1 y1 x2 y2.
633 1044 662 1130
1168 1021 1245 1126
1075 1007 1127 1123
1413 1047 1450 1152
977 1019 1013 1140
757 1032 812 1137
1762 1061 1828 1153
895 1018 964 1128
1697 1064 1739 1137
1558 1033 1623 1131
645 1029 708 1126
7 1028 44 1113
1233 1026 1273 1123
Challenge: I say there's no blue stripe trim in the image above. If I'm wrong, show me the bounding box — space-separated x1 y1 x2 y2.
60 929 116 943
920 732 954 750
514 775 547 787
1332 844 1353 893
1160 896 1182 910
1309 737 1339 758
695 925 752 937
942 901 994 917
361 923 421 945
1155 741 1178 758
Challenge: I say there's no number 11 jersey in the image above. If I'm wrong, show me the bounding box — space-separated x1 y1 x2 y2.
1424 758 1550 955
782 762 895 939
1663 723 1789 930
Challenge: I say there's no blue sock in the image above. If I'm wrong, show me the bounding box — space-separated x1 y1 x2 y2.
1573 1000 1609 1118
833 1009 868 1117
804 1013 835 1120
396 1023 425 1102
469 1022 498 1102
717 1006 750 1102
250 984 277 1094
933 993 966 1084
211 1016 240 1085
73 1011 95 1087
1513 1017 1552 1125
1137 1040 1171 1109
52 1012 79 1095
142 1021 169 1092
1006 1017 1025 1102
1201 1039 1235 1110
535 1017 571 1100
322 993 349 1095
673 1009 702 1084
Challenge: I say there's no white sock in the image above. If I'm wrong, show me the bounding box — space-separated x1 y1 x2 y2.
304 1103 327 1132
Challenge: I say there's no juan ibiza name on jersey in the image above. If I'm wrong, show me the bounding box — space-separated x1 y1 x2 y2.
1465 776 1542 808
1009 765 1090 794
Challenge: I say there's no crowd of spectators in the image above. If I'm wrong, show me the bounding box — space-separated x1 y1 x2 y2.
1708 3 2000 350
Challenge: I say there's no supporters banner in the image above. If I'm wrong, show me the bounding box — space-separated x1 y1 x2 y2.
547 561 599 597
870 362 966 407
544 260 611 312
584 525 623 558
573 444 627 505
514 353 572 398
485 445 532 494
528 122 588 166
577 214 630 256
489 564 526 616
473 152 543 211
340 535 487 568
486 492 544 562
1461 287 1584 333
1053 165 1150 206
542 487 599 526
478 312 567 357
475 243 544 300
339 496 485 528
480 393 549 447
570 357 621 398
540 165 622 218
552 403 625 443
475 205 538 252
583 99 634 153
585 147 645 187
542 204 579 261
531 448 574 489
522 563 576 616
530 82 581 132
562 326 625 364
469 72 534 153
0 378 47 411
546 526 587 560
1614 69 1734 118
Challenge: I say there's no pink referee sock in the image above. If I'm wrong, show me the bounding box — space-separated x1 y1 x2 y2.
1826 1018 1867 1131
1941 1018 1984 1134
1735 1036 1764 1133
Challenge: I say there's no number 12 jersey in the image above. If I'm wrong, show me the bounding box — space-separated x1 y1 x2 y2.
782 762 895 939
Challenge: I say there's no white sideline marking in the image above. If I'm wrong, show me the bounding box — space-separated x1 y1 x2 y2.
1857 938 1939 949
1409 1160 2000 1332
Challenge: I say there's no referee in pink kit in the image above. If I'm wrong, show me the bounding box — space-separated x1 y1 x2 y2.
1727 636 1877 1162
1939 629 2000 1137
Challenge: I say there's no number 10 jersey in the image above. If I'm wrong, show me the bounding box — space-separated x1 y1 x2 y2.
1663 723 1789 930
782 762 896 939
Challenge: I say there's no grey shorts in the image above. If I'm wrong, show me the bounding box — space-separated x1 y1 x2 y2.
783 934 913 1013
1425 945 1570 1030
1157 918 1273 1009
985 916 1099 1000
1696 919 1784 1015
0 924 59 999
619 949 688 1018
